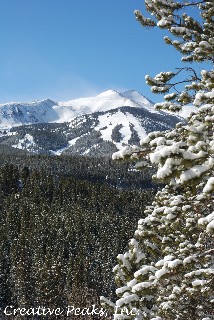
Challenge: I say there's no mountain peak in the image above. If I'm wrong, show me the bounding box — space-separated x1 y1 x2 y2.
61 89 156 113
119 90 154 107
98 89 119 97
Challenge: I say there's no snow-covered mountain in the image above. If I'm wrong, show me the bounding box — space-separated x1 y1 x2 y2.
0 90 189 156
0 108 182 158
0 89 196 131
0 90 158 129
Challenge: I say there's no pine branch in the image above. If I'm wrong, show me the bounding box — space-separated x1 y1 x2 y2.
182 0 206 7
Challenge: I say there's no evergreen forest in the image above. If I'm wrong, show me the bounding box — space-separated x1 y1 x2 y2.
0 152 156 319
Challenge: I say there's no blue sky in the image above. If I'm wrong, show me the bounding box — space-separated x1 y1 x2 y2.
0 0 193 103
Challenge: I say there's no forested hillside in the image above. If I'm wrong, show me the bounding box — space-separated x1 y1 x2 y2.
0 154 156 319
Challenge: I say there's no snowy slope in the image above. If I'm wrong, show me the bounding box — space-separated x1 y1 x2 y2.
62 106 181 156
120 90 155 111
93 110 148 151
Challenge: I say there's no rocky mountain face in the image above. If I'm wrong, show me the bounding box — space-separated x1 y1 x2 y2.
0 99 58 128
0 90 183 157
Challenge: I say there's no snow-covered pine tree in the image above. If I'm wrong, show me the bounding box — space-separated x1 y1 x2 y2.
101 1 214 319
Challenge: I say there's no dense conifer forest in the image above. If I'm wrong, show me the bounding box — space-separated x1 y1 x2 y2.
0 153 156 319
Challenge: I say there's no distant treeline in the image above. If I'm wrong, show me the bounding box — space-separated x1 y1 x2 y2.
0 151 157 190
